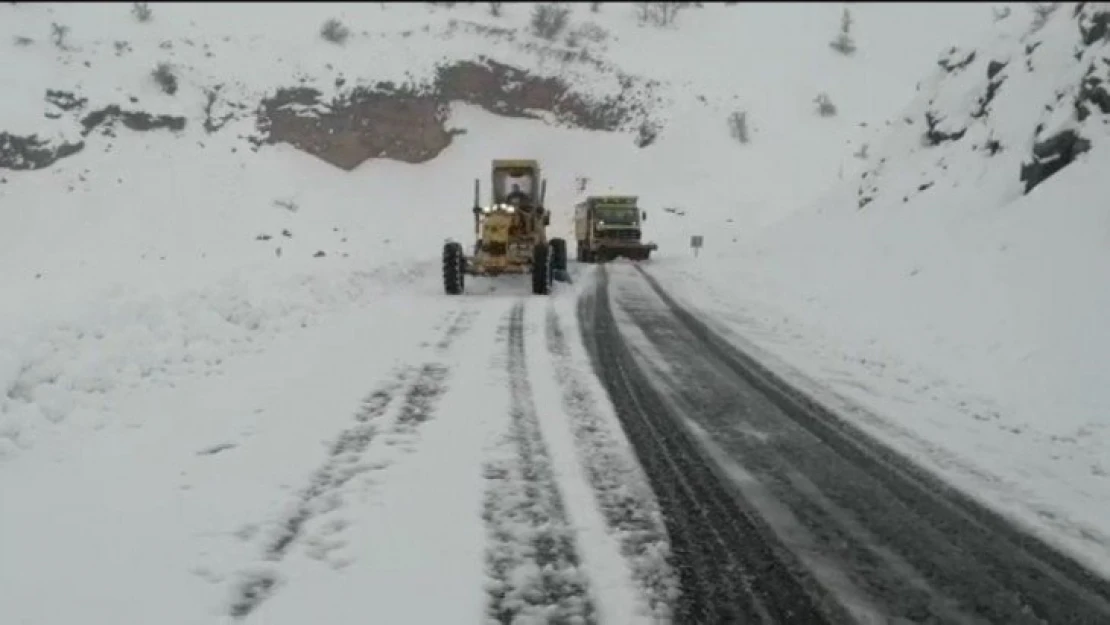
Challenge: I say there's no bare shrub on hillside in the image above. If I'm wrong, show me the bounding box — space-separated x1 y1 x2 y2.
1029 2 1059 32
635 119 660 148
273 198 299 213
488 1 502 17
571 22 609 44
993 5 1012 21
320 18 350 45
13 35 33 46
590 2 601 11
531 3 570 40
152 62 178 95
635 2 683 27
853 143 869 159
132 2 152 23
829 7 856 55
814 92 837 117
50 22 69 49
728 110 750 144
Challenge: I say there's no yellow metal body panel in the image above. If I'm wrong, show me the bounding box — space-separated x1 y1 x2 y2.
468 209 532 275
491 159 540 170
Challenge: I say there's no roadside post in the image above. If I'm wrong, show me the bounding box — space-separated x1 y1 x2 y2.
690 235 703 258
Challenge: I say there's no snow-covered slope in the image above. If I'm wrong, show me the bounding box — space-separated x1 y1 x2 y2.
0 1 992 457
9 2 1066 623
649 1 1110 574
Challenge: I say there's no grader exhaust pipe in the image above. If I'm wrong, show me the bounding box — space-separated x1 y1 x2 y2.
472 178 481 239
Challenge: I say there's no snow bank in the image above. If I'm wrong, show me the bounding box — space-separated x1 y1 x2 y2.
0 259 432 459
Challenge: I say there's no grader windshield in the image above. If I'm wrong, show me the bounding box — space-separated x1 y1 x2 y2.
494 167 536 205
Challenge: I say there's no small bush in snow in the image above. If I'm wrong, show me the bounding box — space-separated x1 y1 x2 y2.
728 110 750 144
1029 2 1059 32
320 18 350 45
829 7 856 55
636 2 683 28
273 198 299 213
531 3 570 41
590 2 601 11
132 2 152 23
635 120 660 148
814 92 837 117
488 1 502 16
853 143 869 159
50 22 69 49
13 35 33 46
152 62 178 95
571 22 608 45
992 5 1012 21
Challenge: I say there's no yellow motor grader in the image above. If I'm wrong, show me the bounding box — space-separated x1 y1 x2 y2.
442 159 568 295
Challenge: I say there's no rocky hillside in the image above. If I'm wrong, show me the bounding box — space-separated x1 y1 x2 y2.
0 4 664 173
852 1 1110 211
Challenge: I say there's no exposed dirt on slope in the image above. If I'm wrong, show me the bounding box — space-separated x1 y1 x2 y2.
2 56 657 172
256 57 657 171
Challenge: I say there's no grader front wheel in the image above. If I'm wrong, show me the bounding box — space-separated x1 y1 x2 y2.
443 241 465 295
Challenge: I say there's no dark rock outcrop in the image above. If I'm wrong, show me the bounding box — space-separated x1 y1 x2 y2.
0 89 186 170
80 106 186 135
1019 129 1092 193
0 133 85 170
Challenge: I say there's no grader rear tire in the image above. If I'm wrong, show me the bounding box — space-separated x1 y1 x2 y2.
443 242 465 295
532 242 552 295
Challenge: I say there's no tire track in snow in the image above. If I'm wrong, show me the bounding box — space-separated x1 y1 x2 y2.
544 304 680 622
580 266 844 624
228 307 476 619
481 302 597 625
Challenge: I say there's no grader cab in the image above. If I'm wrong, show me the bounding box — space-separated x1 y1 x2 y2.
442 159 568 295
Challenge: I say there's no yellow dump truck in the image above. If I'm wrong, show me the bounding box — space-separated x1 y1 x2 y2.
574 195 657 262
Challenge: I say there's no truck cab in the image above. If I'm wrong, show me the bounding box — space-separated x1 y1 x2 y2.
574 195 657 262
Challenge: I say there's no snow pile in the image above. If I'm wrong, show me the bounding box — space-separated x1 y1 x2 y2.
0 260 433 459
651 2 1110 572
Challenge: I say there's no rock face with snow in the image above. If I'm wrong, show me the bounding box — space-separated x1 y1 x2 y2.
858 1 1110 209
0 5 662 173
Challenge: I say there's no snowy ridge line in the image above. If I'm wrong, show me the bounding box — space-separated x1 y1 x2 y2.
481 301 596 624
227 306 476 619
542 302 679 623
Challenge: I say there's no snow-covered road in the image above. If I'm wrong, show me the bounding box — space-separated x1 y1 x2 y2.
4 262 1110 625
0 270 674 625
586 262 1110 624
